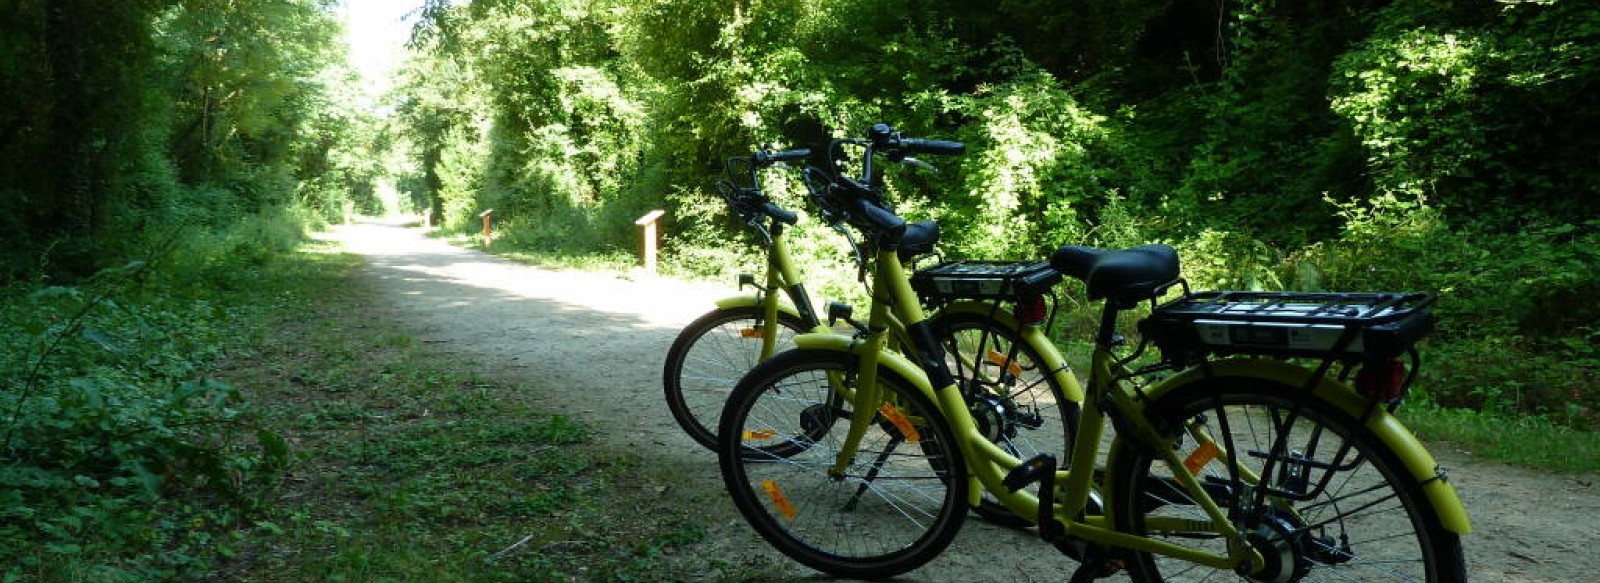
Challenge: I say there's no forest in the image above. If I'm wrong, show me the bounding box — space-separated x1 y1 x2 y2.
0 0 1596 579
387 0 1599 426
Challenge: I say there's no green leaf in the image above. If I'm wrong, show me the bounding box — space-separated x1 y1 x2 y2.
44 543 81 555
82 327 123 354
257 429 291 470
27 286 80 303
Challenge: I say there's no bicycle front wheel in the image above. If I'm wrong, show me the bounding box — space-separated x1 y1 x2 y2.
717 349 968 579
1108 377 1466 583
663 306 810 450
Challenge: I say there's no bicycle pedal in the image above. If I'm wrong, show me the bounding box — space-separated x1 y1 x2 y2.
1001 454 1056 492
1066 556 1124 583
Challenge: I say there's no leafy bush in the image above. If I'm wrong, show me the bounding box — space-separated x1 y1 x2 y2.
0 216 297 581
1329 0 1600 227
1282 197 1600 427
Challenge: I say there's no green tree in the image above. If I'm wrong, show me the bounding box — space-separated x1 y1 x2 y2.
0 0 179 280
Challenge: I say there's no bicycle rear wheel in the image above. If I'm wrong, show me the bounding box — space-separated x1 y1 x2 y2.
1108 377 1466 583
663 306 810 450
718 349 967 579
937 311 1080 528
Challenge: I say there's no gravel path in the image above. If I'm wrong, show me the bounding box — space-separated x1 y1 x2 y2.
328 220 1596 582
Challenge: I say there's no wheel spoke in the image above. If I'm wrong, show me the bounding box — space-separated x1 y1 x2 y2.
719 351 966 579
1109 380 1462 582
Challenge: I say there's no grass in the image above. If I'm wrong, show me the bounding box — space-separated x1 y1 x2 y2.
209 236 789 582
1401 405 1600 474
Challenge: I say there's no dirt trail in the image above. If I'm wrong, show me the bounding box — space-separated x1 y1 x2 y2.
327 220 1596 583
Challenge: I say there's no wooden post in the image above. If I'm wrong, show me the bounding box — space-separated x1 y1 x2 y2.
479 209 495 247
634 209 666 273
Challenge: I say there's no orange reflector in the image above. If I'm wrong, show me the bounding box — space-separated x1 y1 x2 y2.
985 351 1024 377
1183 441 1221 475
878 402 921 443
761 480 797 519
740 328 761 339
743 429 777 440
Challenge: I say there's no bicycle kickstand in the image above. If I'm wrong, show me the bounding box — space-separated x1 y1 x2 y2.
1004 454 1122 582
1001 453 1063 541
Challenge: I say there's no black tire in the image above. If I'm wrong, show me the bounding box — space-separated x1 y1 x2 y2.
1108 377 1467 583
663 306 810 450
717 349 968 579
936 312 1081 528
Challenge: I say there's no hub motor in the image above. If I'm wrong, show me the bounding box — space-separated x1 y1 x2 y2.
969 394 1015 442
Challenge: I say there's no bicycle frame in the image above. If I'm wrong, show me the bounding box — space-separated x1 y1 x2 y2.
712 160 1035 390
715 220 827 344
795 242 1472 573
722 229 1035 406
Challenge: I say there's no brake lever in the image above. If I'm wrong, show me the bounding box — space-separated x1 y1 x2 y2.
902 156 938 173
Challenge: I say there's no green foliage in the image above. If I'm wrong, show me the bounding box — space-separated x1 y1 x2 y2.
1403 402 1600 474
939 69 1117 260
0 218 302 581
0 2 377 569
1329 0 1600 225
0 0 359 284
392 0 1598 430
1285 198 1600 427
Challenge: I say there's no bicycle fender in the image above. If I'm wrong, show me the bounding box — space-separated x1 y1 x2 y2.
1149 359 1472 535
713 295 802 319
937 301 1086 404
792 333 936 398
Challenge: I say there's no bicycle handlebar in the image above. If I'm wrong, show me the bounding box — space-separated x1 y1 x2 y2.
850 196 906 236
718 148 806 233
868 123 965 156
754 148 812 165
763 201 799 225
806 123 962 240
895 138 965 156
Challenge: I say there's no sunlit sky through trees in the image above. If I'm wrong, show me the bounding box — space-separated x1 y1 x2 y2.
339 0 425 96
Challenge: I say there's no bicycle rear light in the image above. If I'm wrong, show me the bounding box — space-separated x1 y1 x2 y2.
1357 359 1407 403
1015 295 1049 326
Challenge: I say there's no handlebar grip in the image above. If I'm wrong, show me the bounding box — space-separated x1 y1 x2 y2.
754 148 813 165
852 197 907 236
763 202 799 225
897 138 965 156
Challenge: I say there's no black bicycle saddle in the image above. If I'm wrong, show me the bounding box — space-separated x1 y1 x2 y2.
1050 244 1180 305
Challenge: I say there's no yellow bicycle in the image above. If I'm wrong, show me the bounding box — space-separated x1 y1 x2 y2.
716 124 1469 582
666 145 1081 526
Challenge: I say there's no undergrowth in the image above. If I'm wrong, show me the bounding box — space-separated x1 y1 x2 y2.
3 213 777 581
0 210 307 582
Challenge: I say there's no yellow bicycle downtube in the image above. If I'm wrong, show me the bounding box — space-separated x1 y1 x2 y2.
1066 351 1262 571
879 250 991 508
827 301 891 478
1147 358 1473 535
